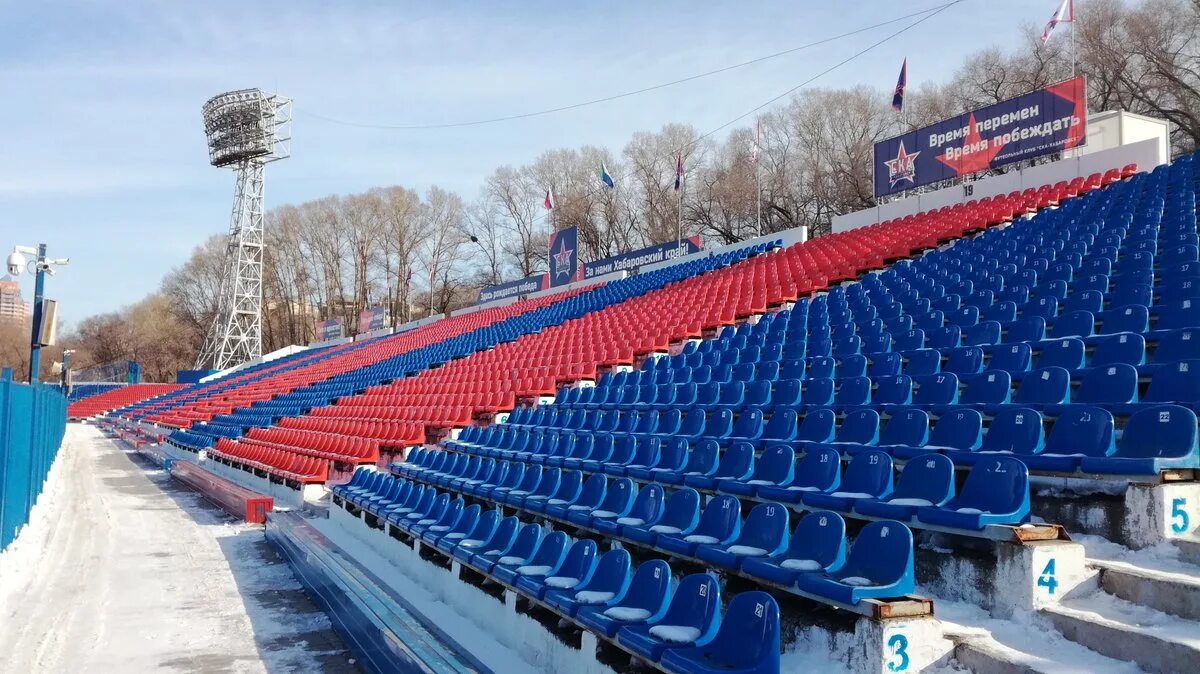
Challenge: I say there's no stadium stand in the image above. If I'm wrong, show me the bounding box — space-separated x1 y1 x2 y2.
101 154 1200 672
67 383 183 420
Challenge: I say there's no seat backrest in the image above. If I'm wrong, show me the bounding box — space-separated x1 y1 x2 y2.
793 446 841 491
803 378 835 406
598 478 635 513
1014 366 1071 405
1152 328 1200 363
1037 338 1085 370
629 483 666 521
714 442 755 480
988 342 1032 372
879 408 929 446
868 352 902 377
789 511 847 568
1051 310 1095 338
737 502 790 553
695 495 743 540
620 560 673 613
841 450 894 496
913 373 959 406
961 371 1012 405
836 408 880 445
696 592 780 671
945 347 984 375
1044 406 1115 458
1117 404 1199 459
660 488 702 530
1075 363 1138 405
1092 332 1146 367
655 573 722 639
796 407 836 443
874 374 913 405
835 376 871 406
841 521 913 585
1144 360 1200 404
1007 316 1047 343
904 349 941 376
1100 304 1149 334
892 453 955 504
755 445 795 483
956 456 1030 518
981 407 1044 454
928 408 983 450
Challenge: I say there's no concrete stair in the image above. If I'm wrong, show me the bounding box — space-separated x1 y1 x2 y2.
1093 560 1200 620
1173 534 1200 566
1043 591 1200 674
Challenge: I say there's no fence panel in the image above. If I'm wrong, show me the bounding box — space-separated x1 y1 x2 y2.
0 381 67 551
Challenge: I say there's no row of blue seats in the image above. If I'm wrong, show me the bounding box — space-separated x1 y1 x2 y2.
334 471 784 674
489 400 1199 475
353 465 916 610
559 361 1197 416
405 441 1031 530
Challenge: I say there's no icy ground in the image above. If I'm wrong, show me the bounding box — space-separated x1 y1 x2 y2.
0 424 358 673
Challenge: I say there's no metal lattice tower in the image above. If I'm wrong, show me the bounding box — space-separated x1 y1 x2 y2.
195 89 291 371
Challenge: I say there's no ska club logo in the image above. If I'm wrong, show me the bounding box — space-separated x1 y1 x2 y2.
884 140 919 188
552 237 575 279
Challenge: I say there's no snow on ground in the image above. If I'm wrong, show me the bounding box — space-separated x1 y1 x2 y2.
0 424 358 673
1073 532 1200 582
925 588 1144 674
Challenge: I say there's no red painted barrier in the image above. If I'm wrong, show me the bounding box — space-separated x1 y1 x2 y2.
137 445 273 524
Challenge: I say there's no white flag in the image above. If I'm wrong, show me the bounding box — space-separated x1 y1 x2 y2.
1041 0 1074 44
752 120 761 163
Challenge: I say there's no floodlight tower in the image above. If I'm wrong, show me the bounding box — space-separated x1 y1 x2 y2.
195 89 291 371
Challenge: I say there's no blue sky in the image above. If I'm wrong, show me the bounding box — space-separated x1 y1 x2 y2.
0 0 1056 326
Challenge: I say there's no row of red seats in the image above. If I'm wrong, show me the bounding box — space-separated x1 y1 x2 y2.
68 384 184 419
242 427 380 464
149 289 581 427
276 416 425 446
211 438 329 483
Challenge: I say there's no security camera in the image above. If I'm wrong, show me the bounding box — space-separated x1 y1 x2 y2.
6 251 25 276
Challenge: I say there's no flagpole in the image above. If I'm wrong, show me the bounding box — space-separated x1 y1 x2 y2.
754 121 763 237
677 177 684 248
1071 0 1078 77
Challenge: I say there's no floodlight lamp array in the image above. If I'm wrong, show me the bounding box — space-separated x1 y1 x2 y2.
202 89 289 168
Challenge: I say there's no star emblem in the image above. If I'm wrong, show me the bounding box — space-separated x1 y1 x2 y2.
884 140 919 187
552 237 574 278
935 113 1005 176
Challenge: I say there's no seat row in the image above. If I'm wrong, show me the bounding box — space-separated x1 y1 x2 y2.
334 471 783 674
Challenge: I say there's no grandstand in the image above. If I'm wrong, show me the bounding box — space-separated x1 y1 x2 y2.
76 146 1198 673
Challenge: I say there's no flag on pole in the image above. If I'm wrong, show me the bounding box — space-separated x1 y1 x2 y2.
543 188 554 210
674 151 683 191
1041 0 1074 44
892 58 907 112
600 162 615 189
752 120 761 163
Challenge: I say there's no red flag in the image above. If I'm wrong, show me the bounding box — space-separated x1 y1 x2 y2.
1041 0 1074 44
543 188 554 210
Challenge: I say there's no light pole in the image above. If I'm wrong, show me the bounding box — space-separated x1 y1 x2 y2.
7 243 69 384
62 349 76 394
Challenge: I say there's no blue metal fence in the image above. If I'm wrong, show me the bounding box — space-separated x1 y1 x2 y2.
0 380 67 551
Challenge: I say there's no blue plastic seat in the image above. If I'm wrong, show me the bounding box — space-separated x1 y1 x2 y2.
617 573 722 662
493 530 570 587
570 478 637 528
1073 363 1139 407
1050 310 1095 338
624 488 702 544
988 343 1032 372
548 472 606 520
918 456 1031 529
658 495 742 556
874 375 913 406
1100 304 1149 334
696 502 790 570
817 408 880 450
757 446 840 504
912 373 959 407
742 510 847 585
945 347 984 375
891 408 982 460
802 378 835 406
1153 328 1200 363
872 407 930 456
957 407 1044 467
684 442 754 490
959 371 1012 407
1143 360 1200 405
545 549 632 617
436 506 495 554
472 521 542 573
658 591 781 674
596 483 665 536
855 453 955 520
526 469 582 514
1012 367 1071 409
801 449 893 512
794 521 915 605
416 497 466 543
454 515 519 565
576 560 673 638
964 320 1002 346
617 437 663 478
515 539 598 600
720 445 795 497
1091 333 1146 367
1007 316 1046 343
1080 405 1199 474
1037 338 1086 370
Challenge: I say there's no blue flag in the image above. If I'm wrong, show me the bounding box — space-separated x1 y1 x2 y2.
892 58 907 112
600 162 615 189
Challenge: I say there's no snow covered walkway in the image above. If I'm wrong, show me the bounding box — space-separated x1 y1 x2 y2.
0 424 358 673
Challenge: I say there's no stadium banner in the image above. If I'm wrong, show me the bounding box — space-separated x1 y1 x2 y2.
548 225 581 288
584 236 703 279
357 306 387 333
475 274 549 304
873 76 1087 197
318 317 344 341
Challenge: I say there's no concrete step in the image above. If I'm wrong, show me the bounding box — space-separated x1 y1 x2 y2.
1043 591 1200 674
934 595 1144 674
1094 560 1200 620
1173 534 1200 566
